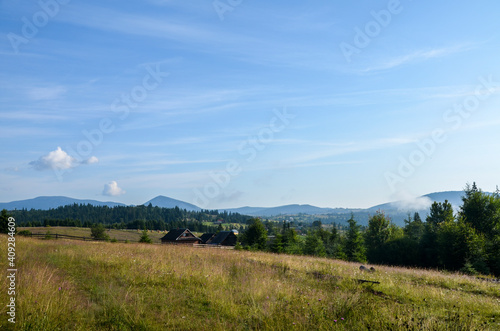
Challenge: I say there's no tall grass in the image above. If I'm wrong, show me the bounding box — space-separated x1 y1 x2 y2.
1 235 499 330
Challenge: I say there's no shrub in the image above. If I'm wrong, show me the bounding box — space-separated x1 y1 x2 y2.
17 230 32 236
91 224 110 241
139 230 152 244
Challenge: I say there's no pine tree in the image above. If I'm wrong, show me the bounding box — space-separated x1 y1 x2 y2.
270 233 284 253
242 218 268 250
365 211 391 263
0 209 11 234
90 223 109 241
404 212 424 242
344 215 365 262
421 200 454 267
460 183 500 238
139 229 153 244
304 231 326 257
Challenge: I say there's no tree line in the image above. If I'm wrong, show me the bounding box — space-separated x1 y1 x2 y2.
5 204 251 232
240 183 500 277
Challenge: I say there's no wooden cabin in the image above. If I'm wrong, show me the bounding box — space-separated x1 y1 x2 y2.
209 231 238 246
161 229 201 245
200 233 216 244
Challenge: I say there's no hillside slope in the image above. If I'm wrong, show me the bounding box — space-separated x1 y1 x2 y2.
2 236 498 330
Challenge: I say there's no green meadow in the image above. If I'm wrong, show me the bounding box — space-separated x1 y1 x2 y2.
1 235 499 330
18 227 167 244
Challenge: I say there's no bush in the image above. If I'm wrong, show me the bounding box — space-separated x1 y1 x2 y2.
17 230 32 236
139 230 152 244
234 242 243 251
91 224 110 241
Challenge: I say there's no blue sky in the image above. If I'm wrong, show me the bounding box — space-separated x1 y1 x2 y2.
1 0 500 209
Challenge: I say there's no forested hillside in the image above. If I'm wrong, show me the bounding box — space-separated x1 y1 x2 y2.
241 183 500 277
7 204 251 231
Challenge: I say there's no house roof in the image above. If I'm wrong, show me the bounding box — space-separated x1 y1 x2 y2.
209 231 235 245
161 228 200 242
200 233 215 244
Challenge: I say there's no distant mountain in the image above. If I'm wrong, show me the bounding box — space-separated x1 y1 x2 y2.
0 191 479 226
0 196 126 211
224 204 359 217
363 191 482 225
142 195 201 212
222 191 473 226
368 191 467 214
423 191 465 209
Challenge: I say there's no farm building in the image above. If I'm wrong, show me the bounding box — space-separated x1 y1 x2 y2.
161 229 201 245
209 231 238 246
200 233 216 244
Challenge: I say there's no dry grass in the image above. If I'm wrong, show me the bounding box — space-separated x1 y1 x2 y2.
18 227 167 243
1 235 499 330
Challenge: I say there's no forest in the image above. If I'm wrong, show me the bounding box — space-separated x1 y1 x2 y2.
240 183 500 277
3 204 251 233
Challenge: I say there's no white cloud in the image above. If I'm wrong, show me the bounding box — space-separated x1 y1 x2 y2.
103 181 126 196
30 147 77 171
28 86 67 100
30 147 98 171
82 156 99 165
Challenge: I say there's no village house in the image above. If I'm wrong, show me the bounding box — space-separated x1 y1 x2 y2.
161 228 201 245
200 233 216 244
208 231 238 246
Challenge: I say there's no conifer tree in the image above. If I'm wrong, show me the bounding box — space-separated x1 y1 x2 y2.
344 215 365 262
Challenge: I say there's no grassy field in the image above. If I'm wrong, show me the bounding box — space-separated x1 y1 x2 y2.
1 235 499 330
18 227 168 243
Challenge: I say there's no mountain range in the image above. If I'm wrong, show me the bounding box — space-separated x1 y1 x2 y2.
0 196 126 210
1 191 468 219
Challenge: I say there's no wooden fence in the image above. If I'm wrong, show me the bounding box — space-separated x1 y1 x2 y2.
24 233 237 248
193 244 235 250
26 233 129 243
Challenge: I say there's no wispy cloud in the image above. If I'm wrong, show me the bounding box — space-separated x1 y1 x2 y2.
28 86 67 100
56 4 237 45
361 44 474 73
279 137 417 166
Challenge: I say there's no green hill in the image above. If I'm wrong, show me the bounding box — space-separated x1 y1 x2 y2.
1 235 499 330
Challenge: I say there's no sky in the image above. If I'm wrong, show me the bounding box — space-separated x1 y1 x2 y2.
1 0 500 209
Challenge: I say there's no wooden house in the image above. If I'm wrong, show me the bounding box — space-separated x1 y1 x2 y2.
200 233 216 244
209 231 238 246
161 229 201 245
